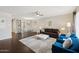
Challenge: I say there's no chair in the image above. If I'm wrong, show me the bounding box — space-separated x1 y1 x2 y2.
52 33 79 53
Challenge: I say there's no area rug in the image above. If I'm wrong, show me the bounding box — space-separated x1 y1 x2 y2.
19 36 56 53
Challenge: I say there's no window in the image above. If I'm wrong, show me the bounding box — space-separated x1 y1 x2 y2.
75 12 79 38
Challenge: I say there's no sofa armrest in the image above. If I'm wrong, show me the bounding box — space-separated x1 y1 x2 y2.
52 43 76 53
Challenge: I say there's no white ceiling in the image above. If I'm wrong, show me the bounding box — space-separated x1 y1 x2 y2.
0 6 76 19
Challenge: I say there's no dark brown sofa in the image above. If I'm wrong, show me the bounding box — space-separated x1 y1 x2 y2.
40 28 59 38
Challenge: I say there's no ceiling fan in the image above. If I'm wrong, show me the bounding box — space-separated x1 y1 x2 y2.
34 10 43 16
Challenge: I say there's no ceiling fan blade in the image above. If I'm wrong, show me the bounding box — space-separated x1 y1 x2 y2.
25 11 44 16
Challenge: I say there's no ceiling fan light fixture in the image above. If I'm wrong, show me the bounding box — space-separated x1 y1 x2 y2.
35 10 43 16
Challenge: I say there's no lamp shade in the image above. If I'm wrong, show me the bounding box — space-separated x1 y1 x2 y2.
66 22 71 27
61 27 65 31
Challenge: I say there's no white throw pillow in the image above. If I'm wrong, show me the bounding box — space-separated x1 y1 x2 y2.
35 34 49 40
63 38 72 48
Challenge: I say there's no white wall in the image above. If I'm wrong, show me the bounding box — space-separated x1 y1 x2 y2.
0 12 12 40
26 13 73 34
12 13 73 34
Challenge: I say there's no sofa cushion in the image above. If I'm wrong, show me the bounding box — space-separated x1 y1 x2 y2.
59 34 67 39
70 33 77 38
70 37 79 51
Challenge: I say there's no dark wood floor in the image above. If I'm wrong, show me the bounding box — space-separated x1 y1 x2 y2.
0 32 35 53
0 39 34 53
